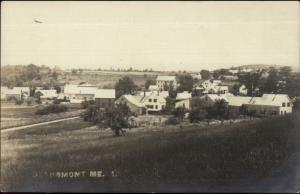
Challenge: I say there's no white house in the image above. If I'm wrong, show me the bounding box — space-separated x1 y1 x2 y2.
222 75 238 81
35 89 58 99
1 86 30 100
141 91 166 112
94 89 116 109
239 84 248 96
176 91 192 101
245 94 293 116
156 76 177 91
229 69 239 74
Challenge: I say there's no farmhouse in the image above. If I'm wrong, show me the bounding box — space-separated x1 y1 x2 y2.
244 94 293 116
142 91 166 113
94 89 116 109
156 76 177 91
63 84 98 103
115 95 146 115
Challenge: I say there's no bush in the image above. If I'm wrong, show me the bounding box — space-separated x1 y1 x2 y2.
35 104 68 115
53 99 61 104
81 100 95 109
165 116 180 125
15 99 23 105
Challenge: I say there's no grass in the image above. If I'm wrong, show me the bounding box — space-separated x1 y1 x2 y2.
1 114 299 192
0 103 84 129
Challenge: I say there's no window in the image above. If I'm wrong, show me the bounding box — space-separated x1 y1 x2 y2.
282 102 286 107
280 111 283 115
149 99 152 102
154 99 157 102
146 105 154 109
155 105 158 109
287 103 290 107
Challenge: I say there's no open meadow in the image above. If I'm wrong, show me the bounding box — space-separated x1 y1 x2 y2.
1 114 299 192
0 102 84 129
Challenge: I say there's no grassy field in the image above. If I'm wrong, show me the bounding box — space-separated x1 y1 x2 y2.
0 103 84 129
60 70 171 88
1 114 299 192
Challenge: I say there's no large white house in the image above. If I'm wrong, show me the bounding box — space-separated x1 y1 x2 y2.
1 86 30 100
156 76 177 91
239 84 248 96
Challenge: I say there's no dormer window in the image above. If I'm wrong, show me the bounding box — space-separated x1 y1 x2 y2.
282 102 286 107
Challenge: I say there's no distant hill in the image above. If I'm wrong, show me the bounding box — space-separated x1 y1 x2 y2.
231 64 285 70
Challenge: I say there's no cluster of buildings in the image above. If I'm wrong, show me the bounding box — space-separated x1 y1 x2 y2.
1 73 294 118
193 79 229 95
175 93 293 117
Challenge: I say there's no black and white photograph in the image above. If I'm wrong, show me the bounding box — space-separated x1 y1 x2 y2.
1 1 300 193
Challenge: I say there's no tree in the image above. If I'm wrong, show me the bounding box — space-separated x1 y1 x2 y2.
238 71 262 96
81 103 133 136
189 108 207 123
177 74 194 92
172 107 186 122
261 68 278 94
145 79 156 90
200 70 211 80
293 98 300 112
115 76 138 98
53 85 61 94
207 99 229 120
232 84 240 95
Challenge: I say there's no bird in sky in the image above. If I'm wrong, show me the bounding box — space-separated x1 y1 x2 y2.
34 19 43 24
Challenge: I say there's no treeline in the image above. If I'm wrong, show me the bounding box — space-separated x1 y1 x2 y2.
1 64 62 88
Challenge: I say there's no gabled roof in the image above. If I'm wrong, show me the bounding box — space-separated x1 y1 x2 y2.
205 94 229 102
176 91 192 100
227 96 252 107
247 94 291 107
120 95 145 108
156 76 176 81
94 89 115 99
36 90 58 97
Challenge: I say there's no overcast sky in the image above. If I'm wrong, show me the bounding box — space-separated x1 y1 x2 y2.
1 1 299 71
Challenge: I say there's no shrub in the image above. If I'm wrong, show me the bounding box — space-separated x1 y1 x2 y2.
81 100 95 109
35 104 68 115
15 99 23 105
165 116 180 125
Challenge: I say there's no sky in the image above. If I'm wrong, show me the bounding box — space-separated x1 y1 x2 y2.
1 1 299 71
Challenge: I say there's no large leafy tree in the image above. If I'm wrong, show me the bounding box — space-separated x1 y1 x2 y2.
200 70 211 80
115 76 138 98
177 74 194 92
81 103 133 136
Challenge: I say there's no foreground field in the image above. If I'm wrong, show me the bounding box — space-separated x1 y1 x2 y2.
0 103 84 129
1 114 299 192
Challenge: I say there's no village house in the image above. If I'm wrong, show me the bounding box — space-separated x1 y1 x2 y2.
1 86 30 100
94 89 116 109
63 84 98 103
35 89 58 100
200 94 231 107
142 91 166 113
156 76 177 91
175 91 192 110
227 96 252 116
176 91 192 101
244 94 293 116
